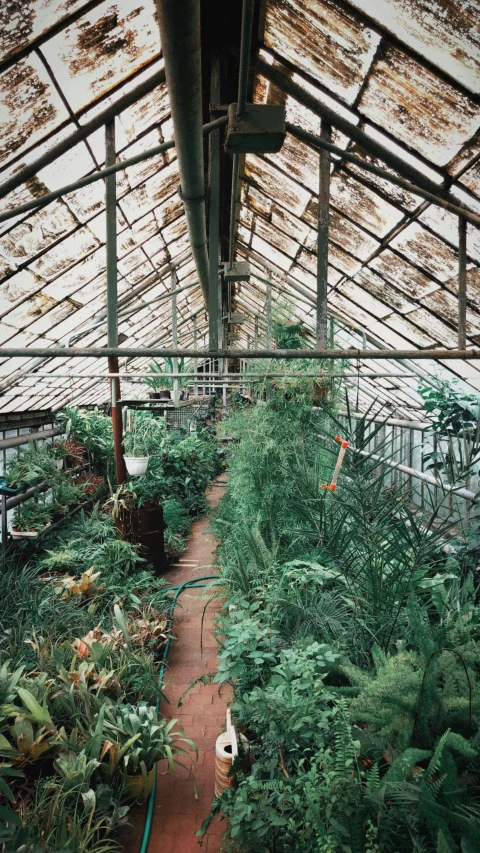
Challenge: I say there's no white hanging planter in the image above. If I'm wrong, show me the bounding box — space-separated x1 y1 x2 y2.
55 459 63 471
124 456 149 477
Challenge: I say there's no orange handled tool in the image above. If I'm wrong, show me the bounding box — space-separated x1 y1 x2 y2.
321 436 348 492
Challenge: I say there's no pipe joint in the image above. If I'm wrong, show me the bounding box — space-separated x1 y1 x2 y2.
178 185 208 205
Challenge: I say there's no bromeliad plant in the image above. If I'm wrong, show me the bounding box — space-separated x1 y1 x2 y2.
101 702 197 778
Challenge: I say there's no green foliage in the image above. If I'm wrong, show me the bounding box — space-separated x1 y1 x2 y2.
12 498 52 532
5 442 61 489
206 389 480 852
419 381 480 486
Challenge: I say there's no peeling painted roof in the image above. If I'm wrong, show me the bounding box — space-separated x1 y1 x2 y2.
0 0 479 418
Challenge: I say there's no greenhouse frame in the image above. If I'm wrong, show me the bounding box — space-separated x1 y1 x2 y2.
1 0 480 851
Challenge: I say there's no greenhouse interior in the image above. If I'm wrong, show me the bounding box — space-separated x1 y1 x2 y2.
1 0 480 851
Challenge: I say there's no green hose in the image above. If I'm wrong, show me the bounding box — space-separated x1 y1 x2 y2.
138 574 219 853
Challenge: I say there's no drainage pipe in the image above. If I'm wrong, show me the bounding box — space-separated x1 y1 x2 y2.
155 0 209 303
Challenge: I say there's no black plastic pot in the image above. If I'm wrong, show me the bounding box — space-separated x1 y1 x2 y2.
149 392 162 400
159 389 171 400
117 503 167 576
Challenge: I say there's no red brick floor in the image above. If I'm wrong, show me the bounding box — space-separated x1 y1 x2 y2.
121 479 231 853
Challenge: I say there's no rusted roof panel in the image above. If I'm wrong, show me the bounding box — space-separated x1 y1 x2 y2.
346 0 480 94
264 0 381 104
41 0 159 111
0 0 479 413
0 54 69 167
359 44 480 167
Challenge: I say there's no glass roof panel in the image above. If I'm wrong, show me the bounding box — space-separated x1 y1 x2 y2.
264 0 381 104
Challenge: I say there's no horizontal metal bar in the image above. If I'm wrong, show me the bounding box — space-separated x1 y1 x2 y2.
287 122 480 229
336 411 429 429
0 426 62 450
0 116 228 224
15 370 419 380
1 347 478 359
352 447 477 503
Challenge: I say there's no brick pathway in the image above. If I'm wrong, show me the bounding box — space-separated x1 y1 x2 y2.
122 479 230 853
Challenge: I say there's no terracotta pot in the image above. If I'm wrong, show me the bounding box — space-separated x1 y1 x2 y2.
122 767 154 802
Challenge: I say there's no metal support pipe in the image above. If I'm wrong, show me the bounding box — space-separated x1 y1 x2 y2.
336 411 429 429
228 0 255 268
265 283 272 348
254 316 259 348
105 120 126 487
0 427 62 450
458 217 467 349
1 495 7 551
208 54 220 350
316 120 331 349
17 371 422 380
352 447 477 503
193 317 199 398
287 122 480 230
0 117 226 225
171 270 179 407
155 0 209 303
1 347 479 360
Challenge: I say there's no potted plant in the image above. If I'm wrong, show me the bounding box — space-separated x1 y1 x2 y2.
5 442 60 492
123 425 150 477
144 360 173 400
11 499 52 539
108 483 167 576
101 702 197 802
50 438 68 471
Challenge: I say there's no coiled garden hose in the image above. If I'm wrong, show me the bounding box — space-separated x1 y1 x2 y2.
139 574 219 853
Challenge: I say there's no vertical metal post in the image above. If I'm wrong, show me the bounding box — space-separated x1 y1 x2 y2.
265 283 272 347
208 54 220 351
193 317 198 398
105 119 126 486
1 494 7 554
316 120 331 349
458 216 467 350
171 270 179 407
254 316 259 348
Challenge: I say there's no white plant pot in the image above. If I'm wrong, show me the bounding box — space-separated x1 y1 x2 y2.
55 459 63 471
11 523 51 540
124 456 149 477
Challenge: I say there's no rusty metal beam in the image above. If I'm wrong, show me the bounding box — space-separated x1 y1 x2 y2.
105 120 126 486
0 347 478 359
458 217 467 350
155 0 209 303
316 120 331 348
